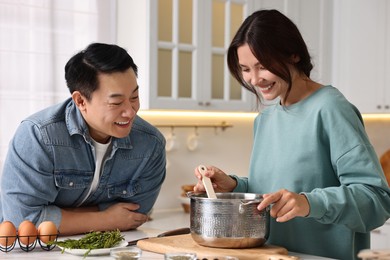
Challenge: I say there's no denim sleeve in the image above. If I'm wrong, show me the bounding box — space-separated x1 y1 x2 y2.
0 121 62 228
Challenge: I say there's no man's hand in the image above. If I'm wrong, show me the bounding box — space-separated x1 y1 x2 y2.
59 202 148 235
103 202 148 230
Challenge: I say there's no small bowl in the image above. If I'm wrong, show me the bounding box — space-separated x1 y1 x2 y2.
110 246 142 259
198 257 239 260
164 252 197 260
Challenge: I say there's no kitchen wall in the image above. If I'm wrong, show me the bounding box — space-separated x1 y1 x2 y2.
364 118 390 156
141 112 390 213
1 108 389 213
2 105 389 214
138 111 255 212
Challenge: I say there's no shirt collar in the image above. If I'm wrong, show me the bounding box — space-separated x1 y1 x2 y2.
65 98 133 149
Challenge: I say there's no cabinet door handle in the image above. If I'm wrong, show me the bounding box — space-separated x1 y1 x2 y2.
198 101 211 106
377 105 382 109
385 105 389 109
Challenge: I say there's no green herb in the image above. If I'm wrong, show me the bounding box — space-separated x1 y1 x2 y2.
49 229 124 258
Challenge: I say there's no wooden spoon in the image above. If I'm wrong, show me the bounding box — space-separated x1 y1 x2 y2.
198 165 217 199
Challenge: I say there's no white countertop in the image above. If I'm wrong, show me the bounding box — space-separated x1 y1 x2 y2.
0 209 335 259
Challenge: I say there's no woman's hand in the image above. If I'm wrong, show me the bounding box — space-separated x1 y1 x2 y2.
257 189 310 222
193 165 237 193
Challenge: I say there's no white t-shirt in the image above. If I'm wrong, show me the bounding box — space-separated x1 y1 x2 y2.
77 138 111 206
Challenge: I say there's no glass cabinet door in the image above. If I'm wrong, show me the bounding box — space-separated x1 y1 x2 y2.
211 0 245 101
154 0 254 111
157 0 195 101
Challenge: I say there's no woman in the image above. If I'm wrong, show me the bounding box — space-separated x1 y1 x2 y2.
194 9 390 260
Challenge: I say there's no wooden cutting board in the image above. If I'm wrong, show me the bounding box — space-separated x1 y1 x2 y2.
137 234 297 260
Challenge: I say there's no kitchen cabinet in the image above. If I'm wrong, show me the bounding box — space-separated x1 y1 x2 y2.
117 0 257 112
332 0 390 113
371 221 390 249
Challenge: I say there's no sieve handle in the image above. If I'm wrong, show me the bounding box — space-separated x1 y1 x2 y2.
240 199 262 206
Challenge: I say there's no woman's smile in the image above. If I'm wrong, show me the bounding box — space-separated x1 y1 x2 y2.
258 83 274 92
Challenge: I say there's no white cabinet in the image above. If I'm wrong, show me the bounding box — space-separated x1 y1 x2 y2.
332 0 390 113
371 221 390 249
117 0 256 112
116 0 334 112
121 0 390 113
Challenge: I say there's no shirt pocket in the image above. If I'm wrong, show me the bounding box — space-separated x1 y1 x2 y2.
54 170 94 189
107 179 140 199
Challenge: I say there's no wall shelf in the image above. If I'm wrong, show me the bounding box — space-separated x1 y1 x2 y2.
154 121 233 131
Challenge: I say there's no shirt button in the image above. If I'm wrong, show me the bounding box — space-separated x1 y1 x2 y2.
122 190 127 195
69 182 74 187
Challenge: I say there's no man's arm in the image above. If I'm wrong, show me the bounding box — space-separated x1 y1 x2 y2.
59 202 148 235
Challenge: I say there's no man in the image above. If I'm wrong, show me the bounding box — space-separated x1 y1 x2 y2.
0 43 166 235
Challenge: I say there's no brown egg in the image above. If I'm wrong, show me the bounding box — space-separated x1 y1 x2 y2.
38 221 58 244
0 221 17 247
18 220 38 246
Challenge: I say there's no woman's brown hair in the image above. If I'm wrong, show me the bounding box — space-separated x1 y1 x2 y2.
227 9 313 105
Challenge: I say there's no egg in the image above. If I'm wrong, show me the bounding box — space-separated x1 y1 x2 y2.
38 221 58 244
18 220 38 246
0 221 17 247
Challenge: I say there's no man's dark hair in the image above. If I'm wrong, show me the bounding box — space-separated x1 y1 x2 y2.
65 43 138 100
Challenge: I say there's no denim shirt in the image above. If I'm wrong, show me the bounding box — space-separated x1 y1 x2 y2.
0 98 166 228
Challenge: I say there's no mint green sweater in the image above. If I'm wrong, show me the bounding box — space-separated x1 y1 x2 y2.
234 86 390 260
